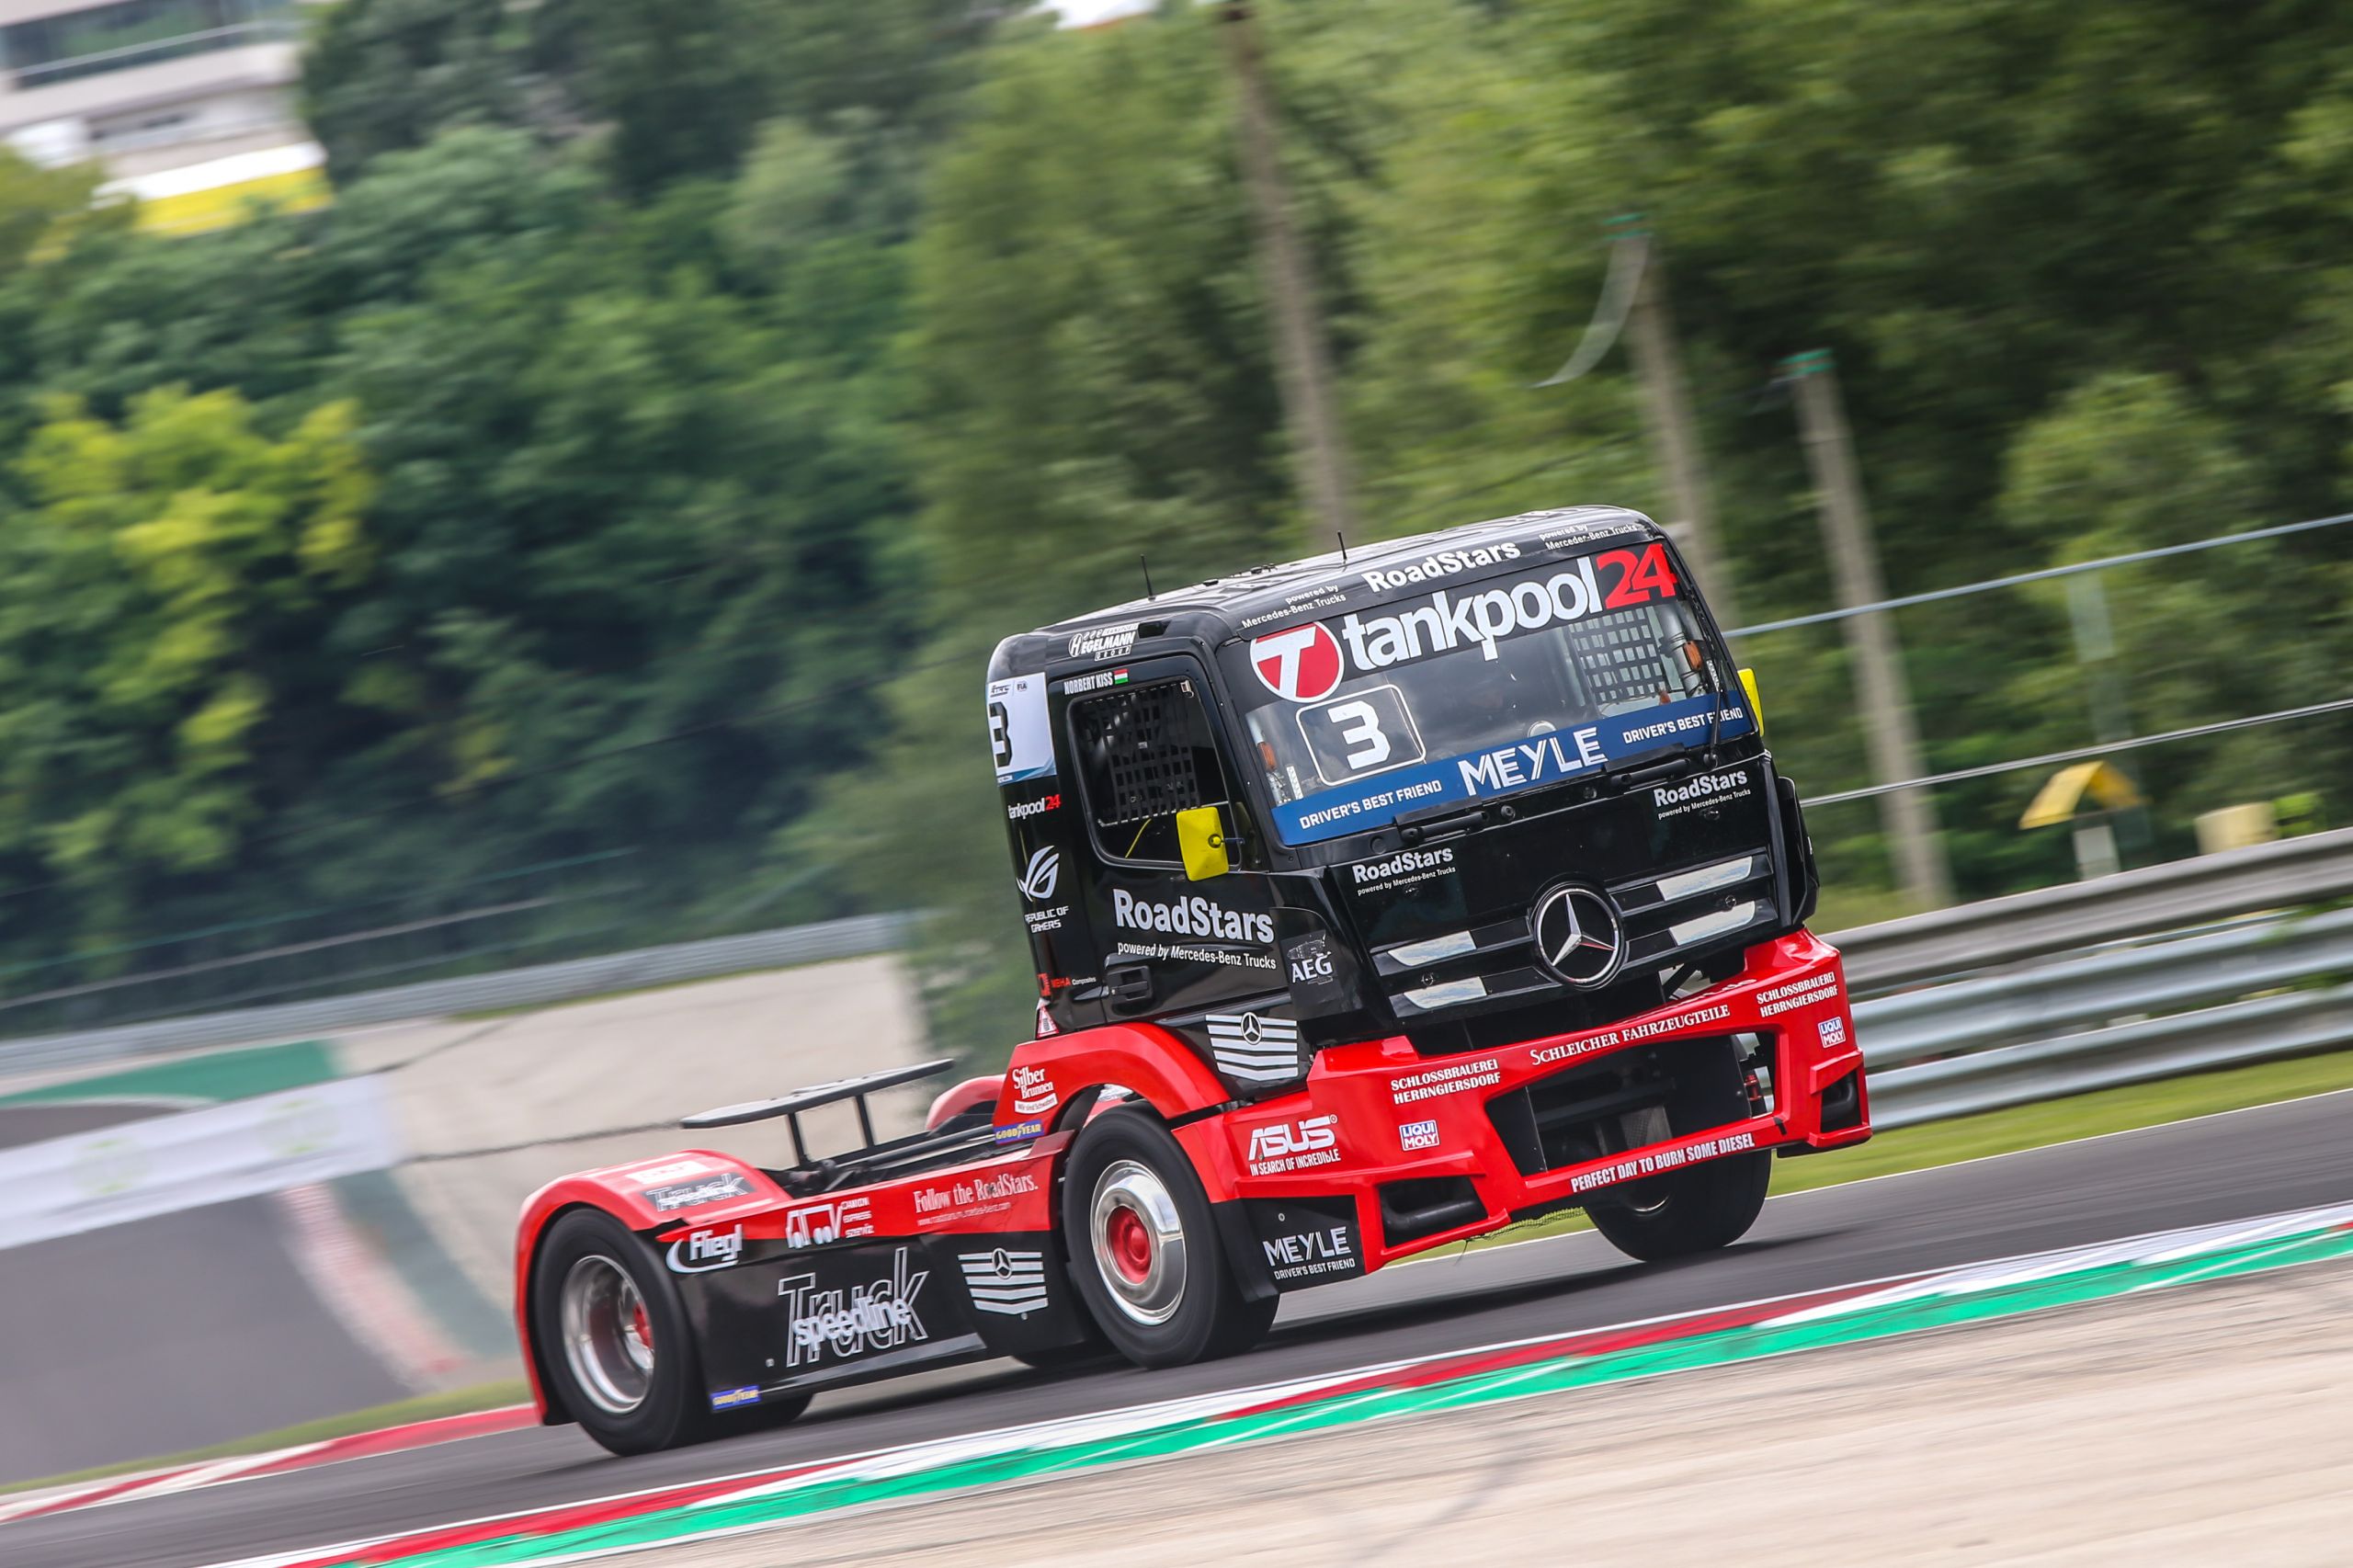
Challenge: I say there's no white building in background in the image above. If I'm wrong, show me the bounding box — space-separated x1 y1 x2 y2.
0 0 324 229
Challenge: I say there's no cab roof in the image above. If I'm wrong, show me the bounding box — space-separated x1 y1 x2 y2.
989 506 1665 683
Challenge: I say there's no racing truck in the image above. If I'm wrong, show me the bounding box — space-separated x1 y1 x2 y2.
516 506 1870 1455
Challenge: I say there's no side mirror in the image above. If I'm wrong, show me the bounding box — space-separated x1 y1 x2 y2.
1176 806 1231 881
1737 666 1764 735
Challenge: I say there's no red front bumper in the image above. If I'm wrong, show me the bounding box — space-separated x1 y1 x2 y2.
1177 930 1870 1273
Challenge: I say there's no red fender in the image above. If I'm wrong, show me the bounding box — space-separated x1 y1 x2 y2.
995 1021 1230 1131
511 1150 780 1422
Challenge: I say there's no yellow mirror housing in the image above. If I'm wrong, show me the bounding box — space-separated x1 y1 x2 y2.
1737 667 1764 734
1176 806 1231 881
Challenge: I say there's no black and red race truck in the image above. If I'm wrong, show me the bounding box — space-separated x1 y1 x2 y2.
516 506 1870 1454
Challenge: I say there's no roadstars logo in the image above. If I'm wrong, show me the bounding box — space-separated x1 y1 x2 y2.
1111 890 1273 945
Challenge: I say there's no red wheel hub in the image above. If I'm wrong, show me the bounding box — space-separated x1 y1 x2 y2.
1105 1205 1153 1284
631 1300 652 1350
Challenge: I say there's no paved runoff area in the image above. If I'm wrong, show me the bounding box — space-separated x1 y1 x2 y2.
646 1252 2353 1568
177 1199 2353 1567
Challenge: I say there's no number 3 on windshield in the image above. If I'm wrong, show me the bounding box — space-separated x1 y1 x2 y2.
1297 684 1426 785
1327 700 1391 769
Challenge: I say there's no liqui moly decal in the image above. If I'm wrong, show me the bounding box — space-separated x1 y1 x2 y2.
776 1248 929 1367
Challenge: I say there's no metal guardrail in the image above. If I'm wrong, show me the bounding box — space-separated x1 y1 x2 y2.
0 914 912 1081
1859 904 2353 1129
1834 824 2353 994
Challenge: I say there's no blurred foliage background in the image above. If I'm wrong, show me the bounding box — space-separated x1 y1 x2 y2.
0 0 2346 1056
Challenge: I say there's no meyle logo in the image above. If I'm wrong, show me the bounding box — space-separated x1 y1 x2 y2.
1338 546 1677 673
1017 846 1061 902
1111 890 1274 945
666 1225 744 1273
1358 541 1520 592
1261 1223 1355 1281
1350 846 1455 887
1654 771 1743 810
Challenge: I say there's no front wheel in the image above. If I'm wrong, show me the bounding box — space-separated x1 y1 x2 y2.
1060 1111 1275 1369
1584 1150 1771 1262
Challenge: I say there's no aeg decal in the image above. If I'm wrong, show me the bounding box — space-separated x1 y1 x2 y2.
776 1248 929 1367
782 1196 873 1249
666 1225 744 1274
1249 622 1345 702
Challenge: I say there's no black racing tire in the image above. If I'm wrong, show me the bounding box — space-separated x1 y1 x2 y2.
1583 1149 1772 1261
1059 1110 1276 1369
530 1208 808 1455
1584 1035 1772 1262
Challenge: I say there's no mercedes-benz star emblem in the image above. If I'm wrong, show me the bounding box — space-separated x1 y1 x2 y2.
1531 884 1625 989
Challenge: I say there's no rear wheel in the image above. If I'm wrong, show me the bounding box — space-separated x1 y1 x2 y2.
1060 1111 1275 1369
531 1208 808 1455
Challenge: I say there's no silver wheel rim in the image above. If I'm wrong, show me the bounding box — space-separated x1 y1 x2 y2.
1089 1158 1188 1325
560 1254 655 1415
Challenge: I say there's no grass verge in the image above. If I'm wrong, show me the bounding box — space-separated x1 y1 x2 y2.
1458 1047 2353 1252
0 1381 530 1498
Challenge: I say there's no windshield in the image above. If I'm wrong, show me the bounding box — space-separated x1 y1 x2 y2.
1217 542 1752 846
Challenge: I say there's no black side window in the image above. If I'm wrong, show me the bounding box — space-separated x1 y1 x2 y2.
1071 677 1232 864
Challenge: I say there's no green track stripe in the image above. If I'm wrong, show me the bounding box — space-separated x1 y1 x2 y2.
347 1220 2353 1568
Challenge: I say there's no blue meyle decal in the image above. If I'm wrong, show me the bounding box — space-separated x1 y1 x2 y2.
1274 694 1752 846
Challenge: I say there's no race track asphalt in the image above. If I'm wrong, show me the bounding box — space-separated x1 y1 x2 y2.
11 1088 2352 1568
0 1105 408 1488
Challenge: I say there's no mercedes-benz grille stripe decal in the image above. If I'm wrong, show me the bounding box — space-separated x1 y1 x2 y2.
1205 1014 1301 1084
957 1252 1049 1315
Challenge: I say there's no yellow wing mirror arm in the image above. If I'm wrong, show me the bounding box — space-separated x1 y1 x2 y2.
1176 806 1231 881
1737 666 1765 736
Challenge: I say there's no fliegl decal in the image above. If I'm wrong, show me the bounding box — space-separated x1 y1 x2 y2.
1277 693 1751 845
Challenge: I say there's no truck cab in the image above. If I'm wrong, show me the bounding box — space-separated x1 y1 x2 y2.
989 506 1822 1087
